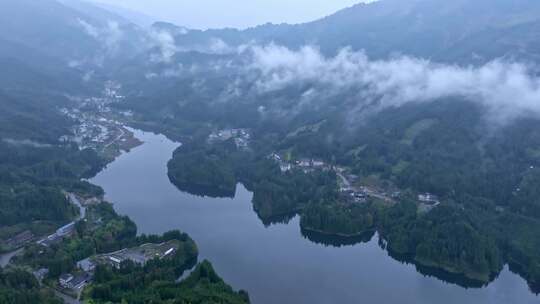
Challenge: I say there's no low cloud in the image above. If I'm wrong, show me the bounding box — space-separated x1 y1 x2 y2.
78 18 99 38
139 40 540 125
103 21 123 54
82 70 95 82
148 31 237 63
2 138 53 148
77 19 124 62
243 44 540 124
149 29 178 63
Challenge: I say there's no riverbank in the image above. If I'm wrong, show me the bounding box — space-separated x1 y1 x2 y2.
301 226 375 239
0 248 23 268
89 128 539 304
414 256 496 284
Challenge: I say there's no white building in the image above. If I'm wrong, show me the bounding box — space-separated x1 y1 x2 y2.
418 193 440 204
108 256 123 269
56 222 76 237
59 274 74 288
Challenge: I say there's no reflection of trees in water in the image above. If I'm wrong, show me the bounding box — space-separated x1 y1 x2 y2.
301 228 375 248
381 238 494 289
171 177 540 294
302 228 504 290
508 262 540 295
171 182 236 199
257 212 297 227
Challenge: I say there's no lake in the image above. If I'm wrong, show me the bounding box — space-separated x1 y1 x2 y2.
90 129 539 304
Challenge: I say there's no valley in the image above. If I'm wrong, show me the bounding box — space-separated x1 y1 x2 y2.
90 127 538 304
2 0 540 303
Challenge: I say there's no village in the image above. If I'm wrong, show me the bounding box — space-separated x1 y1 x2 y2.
268 152 441 209
59 81 141 159
54 240 181 297
208 128 251 150
0 188 183 303
203 129 441 208
0 83 186 302
29 240 181 301
204 126 443 212
0 111 441 304
0 192 99 257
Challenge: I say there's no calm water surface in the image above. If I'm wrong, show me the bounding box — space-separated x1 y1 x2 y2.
90 129 539 304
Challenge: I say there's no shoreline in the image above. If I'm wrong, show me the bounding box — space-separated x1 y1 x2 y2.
0 248 23 268
301 226 375 239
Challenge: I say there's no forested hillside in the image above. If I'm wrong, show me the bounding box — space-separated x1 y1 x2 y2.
3 0 540 299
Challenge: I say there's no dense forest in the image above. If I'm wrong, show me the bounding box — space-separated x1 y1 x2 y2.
0 141 106 250
0 88 107 250
167 138 340 224
168 140 238 198
18 202 137 277
301 202 376 237
0 67 248 303
0 269 60 304
4 0 540 299
14 199 250 303
86 260 249 304
379 201 503 282
162 98 540 289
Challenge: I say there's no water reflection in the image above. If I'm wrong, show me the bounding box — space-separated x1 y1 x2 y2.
90 129 540 304
169 157 522 292
384 246 492 290
173 182 237 199
301 228 375 248
257 212 297 227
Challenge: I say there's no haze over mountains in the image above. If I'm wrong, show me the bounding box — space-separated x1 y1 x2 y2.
3 0 540 93
2 0 540 158
3 0 540 298
145 0 540 62
89 0 366 29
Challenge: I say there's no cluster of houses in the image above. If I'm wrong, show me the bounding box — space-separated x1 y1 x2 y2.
59 110 127 151
268 153 330 173
59 272 90 290
208 128 251 150
417 193 441 212
58 81 131 152
268 153 400 204
418 193 440 205
337 173 375 204
102 81 125 102
268 153 445 210
98 242 178 269
340 188 369 203
58 241 179 292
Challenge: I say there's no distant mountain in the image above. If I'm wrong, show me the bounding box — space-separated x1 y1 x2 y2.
0 0 101 64
0 0 148 94
3 0 540 295
90 1 159 27
58 0 134 25
105 2 540 292
157 0 540 64
0 0 146 141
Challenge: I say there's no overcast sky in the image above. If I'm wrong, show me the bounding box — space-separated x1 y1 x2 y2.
92 0 373 29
